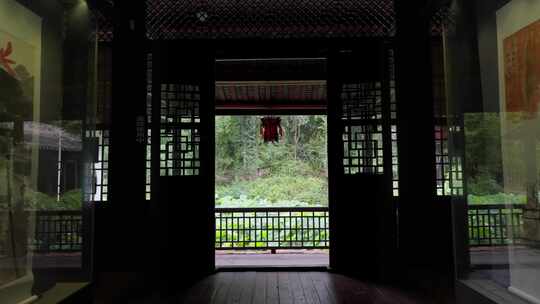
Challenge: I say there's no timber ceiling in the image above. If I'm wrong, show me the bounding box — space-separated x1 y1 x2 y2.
97 1 451 42
215 58 327 110
215 80 327 110
145 0 395 40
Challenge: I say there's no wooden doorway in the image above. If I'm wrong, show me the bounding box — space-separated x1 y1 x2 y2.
150 40 398 282
213 55 330 268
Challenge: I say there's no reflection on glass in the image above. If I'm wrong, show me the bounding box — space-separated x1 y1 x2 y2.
0 0 96 302
446 0 540 302
499 3 540 298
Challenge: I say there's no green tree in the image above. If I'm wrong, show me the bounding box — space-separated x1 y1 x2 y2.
215 115 328 207
465 113 503 195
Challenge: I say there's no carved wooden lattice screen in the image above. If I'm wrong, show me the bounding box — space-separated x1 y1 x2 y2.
86 129 110 202
329 44 397 191
84 45 112 203
159 84 201 176
146 53 153 200
435 123 464 196
145 0 396 39
388 48 399 197
98 0 451 41
328 44 396 274
432 40 464 197
341 83 385 175
151 45 215 276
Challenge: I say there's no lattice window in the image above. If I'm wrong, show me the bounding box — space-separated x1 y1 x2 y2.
86 130 109 201
388 49 397 120
340 80 384 175
146 129 152 200
435 125 449 196
160 127 200 176
391 125 399 196
343 125 384 175
159 82 202 177
388 48 399 196
341 83 383 121
449 157 464 196
435 125 463 196
146 54 153 200
160 84 200 124
448 125 464 196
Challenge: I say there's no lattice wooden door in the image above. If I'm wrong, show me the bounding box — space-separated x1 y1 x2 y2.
151 43 215 285
327 44 396 279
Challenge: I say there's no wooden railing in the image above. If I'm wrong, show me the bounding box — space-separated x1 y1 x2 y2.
32 210 83 253
215 207 330 249
468 204 524 247
0 210 83 255
0 204 526 256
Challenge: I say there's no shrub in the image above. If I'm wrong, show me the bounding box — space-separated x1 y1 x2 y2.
216 175 328 207
468 173 502 195
468 193 526 205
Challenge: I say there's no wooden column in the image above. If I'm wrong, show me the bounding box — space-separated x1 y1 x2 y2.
394 1 453 283
93 0 151 299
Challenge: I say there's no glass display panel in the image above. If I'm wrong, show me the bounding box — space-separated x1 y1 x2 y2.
445 0 540 302
0 0 96 302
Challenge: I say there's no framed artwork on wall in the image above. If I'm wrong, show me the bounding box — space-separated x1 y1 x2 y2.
501 19 540 116
497 1 540 303
498 0 540 117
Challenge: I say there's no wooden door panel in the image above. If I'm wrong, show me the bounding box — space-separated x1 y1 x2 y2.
328 43 395 280
152 43 215 290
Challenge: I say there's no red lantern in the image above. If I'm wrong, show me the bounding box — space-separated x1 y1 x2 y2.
260 116 284 143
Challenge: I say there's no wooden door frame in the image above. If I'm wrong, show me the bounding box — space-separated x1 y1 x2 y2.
150 37 395 276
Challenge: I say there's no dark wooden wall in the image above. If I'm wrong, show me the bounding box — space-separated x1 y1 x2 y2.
92 0 151 300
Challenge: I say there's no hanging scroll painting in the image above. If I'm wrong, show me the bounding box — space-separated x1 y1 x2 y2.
502 19 540 117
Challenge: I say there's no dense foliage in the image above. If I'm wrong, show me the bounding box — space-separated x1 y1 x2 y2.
465 113 504 195
215 116 328 207
464 113 530 204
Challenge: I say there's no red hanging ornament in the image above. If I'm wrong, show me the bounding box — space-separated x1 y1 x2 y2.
260 116 284 143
